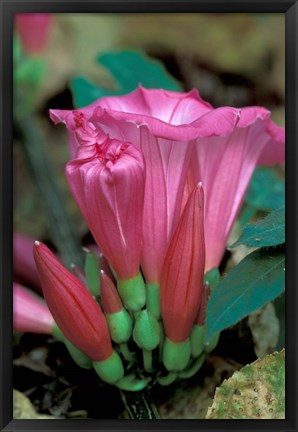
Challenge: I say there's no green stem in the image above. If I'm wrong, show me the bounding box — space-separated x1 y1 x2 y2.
15 112 83 268
158 321 165 363
143 349 153 372
120 389 160 419
119 343 135 363
157 372 177 386
179 353 205 379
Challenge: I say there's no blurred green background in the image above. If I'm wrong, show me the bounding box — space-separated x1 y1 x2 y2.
13 13 286 420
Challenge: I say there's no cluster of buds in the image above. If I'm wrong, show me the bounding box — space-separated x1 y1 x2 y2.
15 88 284 391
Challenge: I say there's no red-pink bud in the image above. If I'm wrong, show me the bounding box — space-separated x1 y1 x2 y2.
15 14 53 55
161 183 205 343
66 136 145 281
13 283 54 334
33 242 113 361
101 272 123 314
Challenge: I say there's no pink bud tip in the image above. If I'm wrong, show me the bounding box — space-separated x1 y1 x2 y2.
15 14 53 55
101 272 123 314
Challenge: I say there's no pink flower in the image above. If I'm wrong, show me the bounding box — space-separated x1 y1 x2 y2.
191 107 285 271
13 283 54 334
15 14 53 55
14 232 41 291
160 183 205 343
50 87 239 284
65 136 145 281
33 242 113 361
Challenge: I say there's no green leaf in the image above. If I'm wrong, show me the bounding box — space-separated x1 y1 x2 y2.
231 206 285 248
71 77 115 107
204 267 220 292
15 57 45 86
205 248 285 343
98 50 181 92
245 167 285 211
206 350 285 419
71 50 181 108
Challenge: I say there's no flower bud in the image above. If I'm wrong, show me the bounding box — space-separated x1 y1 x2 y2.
101 272 132 344
133 310 160 351
15 14 53 55
161 183 205 344
66 136 145 283
33 241 113 362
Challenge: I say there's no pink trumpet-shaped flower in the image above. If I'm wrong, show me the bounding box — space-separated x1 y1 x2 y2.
33 242 113 361
160 183 205 343
13 283 55 334
66 136 145 281
191 107 285 271
50 86 239 283
15 14 53 55
14 232 41 291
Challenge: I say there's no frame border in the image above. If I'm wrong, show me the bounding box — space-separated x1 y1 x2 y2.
1 1 297 431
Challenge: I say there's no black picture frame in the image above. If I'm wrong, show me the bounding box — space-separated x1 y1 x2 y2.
1 1 297 431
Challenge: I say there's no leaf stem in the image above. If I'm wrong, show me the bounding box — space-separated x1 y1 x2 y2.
15 111 83 268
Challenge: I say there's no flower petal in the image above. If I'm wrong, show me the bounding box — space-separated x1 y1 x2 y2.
161 184 205 343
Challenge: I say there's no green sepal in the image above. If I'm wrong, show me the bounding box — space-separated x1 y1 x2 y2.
115 374 149 391
84 251 100 297
93 350 124 384
190 324 205 358
51 324 92 369
146 282 161 319
106 309 132 343
204 268 220 292
118 272 146 311
204 332 220 353
157 372 177 386
64 339 92 369
163 337 191 372
158 321 165 362
133 310 160 351
179 353 206 379
142 349 153 372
